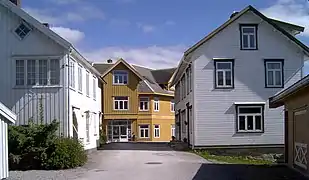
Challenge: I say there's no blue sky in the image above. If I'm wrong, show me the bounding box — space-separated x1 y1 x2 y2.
22 0 309 70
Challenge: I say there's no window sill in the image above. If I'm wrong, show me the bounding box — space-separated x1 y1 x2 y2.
214 86 234 89
139 110 149 112
139 137 150 139
78 91 83 94
114 109 129 111
113 83 128 86
240 48 258 50
236 130 264 134
265 86 284 88
69 87 76 91
14 85 62 89
154 110 159 112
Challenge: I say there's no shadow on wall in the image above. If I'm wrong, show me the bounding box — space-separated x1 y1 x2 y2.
192 164 308 180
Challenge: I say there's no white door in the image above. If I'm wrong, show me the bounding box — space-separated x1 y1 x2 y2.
119 125 128 142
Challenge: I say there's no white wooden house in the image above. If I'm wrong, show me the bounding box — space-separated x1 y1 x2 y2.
0 102 16 180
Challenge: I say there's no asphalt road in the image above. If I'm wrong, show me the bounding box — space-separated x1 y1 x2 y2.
9 143 309 180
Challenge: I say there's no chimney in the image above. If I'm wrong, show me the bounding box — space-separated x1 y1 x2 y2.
107 59 113 63
9 0 21 7
42 23 49 28
230 11 239 19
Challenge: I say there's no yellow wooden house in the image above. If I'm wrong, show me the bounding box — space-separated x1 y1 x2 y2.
94 59 176 142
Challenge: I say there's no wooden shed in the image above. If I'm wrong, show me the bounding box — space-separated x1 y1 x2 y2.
0 102 16 179
270 74 309 175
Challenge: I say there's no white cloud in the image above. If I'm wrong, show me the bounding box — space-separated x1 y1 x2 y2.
137 23 155 33
83 45 186 69
51 27 85 45
261 0 309 36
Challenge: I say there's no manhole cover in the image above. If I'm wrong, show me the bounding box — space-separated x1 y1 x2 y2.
145 162 162 165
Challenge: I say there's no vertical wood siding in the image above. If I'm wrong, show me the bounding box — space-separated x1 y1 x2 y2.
0 117 9 179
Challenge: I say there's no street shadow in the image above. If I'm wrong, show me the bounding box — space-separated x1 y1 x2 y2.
192 164 308 180
100 142 174 151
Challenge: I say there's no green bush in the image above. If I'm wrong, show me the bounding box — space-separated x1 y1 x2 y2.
42 138 87 169
99 127 107 146
8 120 87 170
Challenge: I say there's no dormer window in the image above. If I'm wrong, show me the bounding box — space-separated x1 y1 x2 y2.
113 70 128 85
15 23 31 40
240 24 257 50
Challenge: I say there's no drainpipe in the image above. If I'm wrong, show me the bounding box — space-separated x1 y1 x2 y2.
67 52 71 137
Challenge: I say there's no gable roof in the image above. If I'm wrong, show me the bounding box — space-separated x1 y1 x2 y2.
1 1 103 82
98 59 145 81
269 74 309 108
93 60 176 96
171 5 309 86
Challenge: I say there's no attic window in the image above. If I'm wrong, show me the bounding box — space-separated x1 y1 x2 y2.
15 23 31 39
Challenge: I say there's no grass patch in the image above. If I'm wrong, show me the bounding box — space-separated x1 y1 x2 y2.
193 150 275 165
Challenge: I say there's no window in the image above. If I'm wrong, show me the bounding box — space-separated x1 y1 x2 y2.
240 24 257 50
27 60 36 85
139 97 149 111
181 110 186 133
214 60 234 88
265 60 284 88
154 98 159 111
15 23 31 39
93 113 97 136
171 101 175 112
114 96 129 110
93 77 96 99
154 125 160 138
186 68 190 94
16 60 24 86
189 66 192 91
38 60 48 85
184 74 187 98
237 105 264 133
113 70 128 85
86 72 89 96
15 59 60 86
181 76 185 99
50 59 60 85
171 124 175 137
78 65 82 92
139 125 149 138
69 60 75 88
86 112 90 142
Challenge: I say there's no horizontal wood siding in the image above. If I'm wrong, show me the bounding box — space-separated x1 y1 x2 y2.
103 63 140 116
190 11 303 146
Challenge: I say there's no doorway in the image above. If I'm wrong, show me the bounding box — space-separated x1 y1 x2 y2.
108 120 131 142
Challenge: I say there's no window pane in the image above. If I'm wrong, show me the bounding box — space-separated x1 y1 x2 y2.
267 63 281 69
242 27 254 33
140 102 143 109
124 75 128 84
50 59 60 85
115 101 118 109
239 116 245 130
114 75 119 83
27 60 36 85
145 129 149 137
217 63 231 69
255 116 262 130
267 71 274 86
115 97 128 100
249 35 255 48
247 116 253 130
239 107 261 114
124 101 128 109
119 101 123 109
39 60 48 85
140 125 148 128
16 60 24 86
225 71 232 86
144 102 148 110
217 71 224 85
275 71 282 86
243 35 248 48
155 125 159 128
141 129 144 137
119 75 123 83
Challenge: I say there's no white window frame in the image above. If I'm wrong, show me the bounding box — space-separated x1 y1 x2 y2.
171 124 175 137
113 70 128 85
113 96 129 110
154 125 160 138
215 61 233 88
93 113 97 136
15 60 25 86
69 59 75 89
139 125 149 138
154 98 159 112
265 60 283 88
15 58 60 87
78 65 83 93
86 71 90 97
86 112 90 143
93 76 96 100
170 101 175 112
139 97 149 111
237 105 263 133
14 22 31 40
240 25 257 50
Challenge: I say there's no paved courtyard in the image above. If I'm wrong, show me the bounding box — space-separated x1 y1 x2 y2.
9 143 309 180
